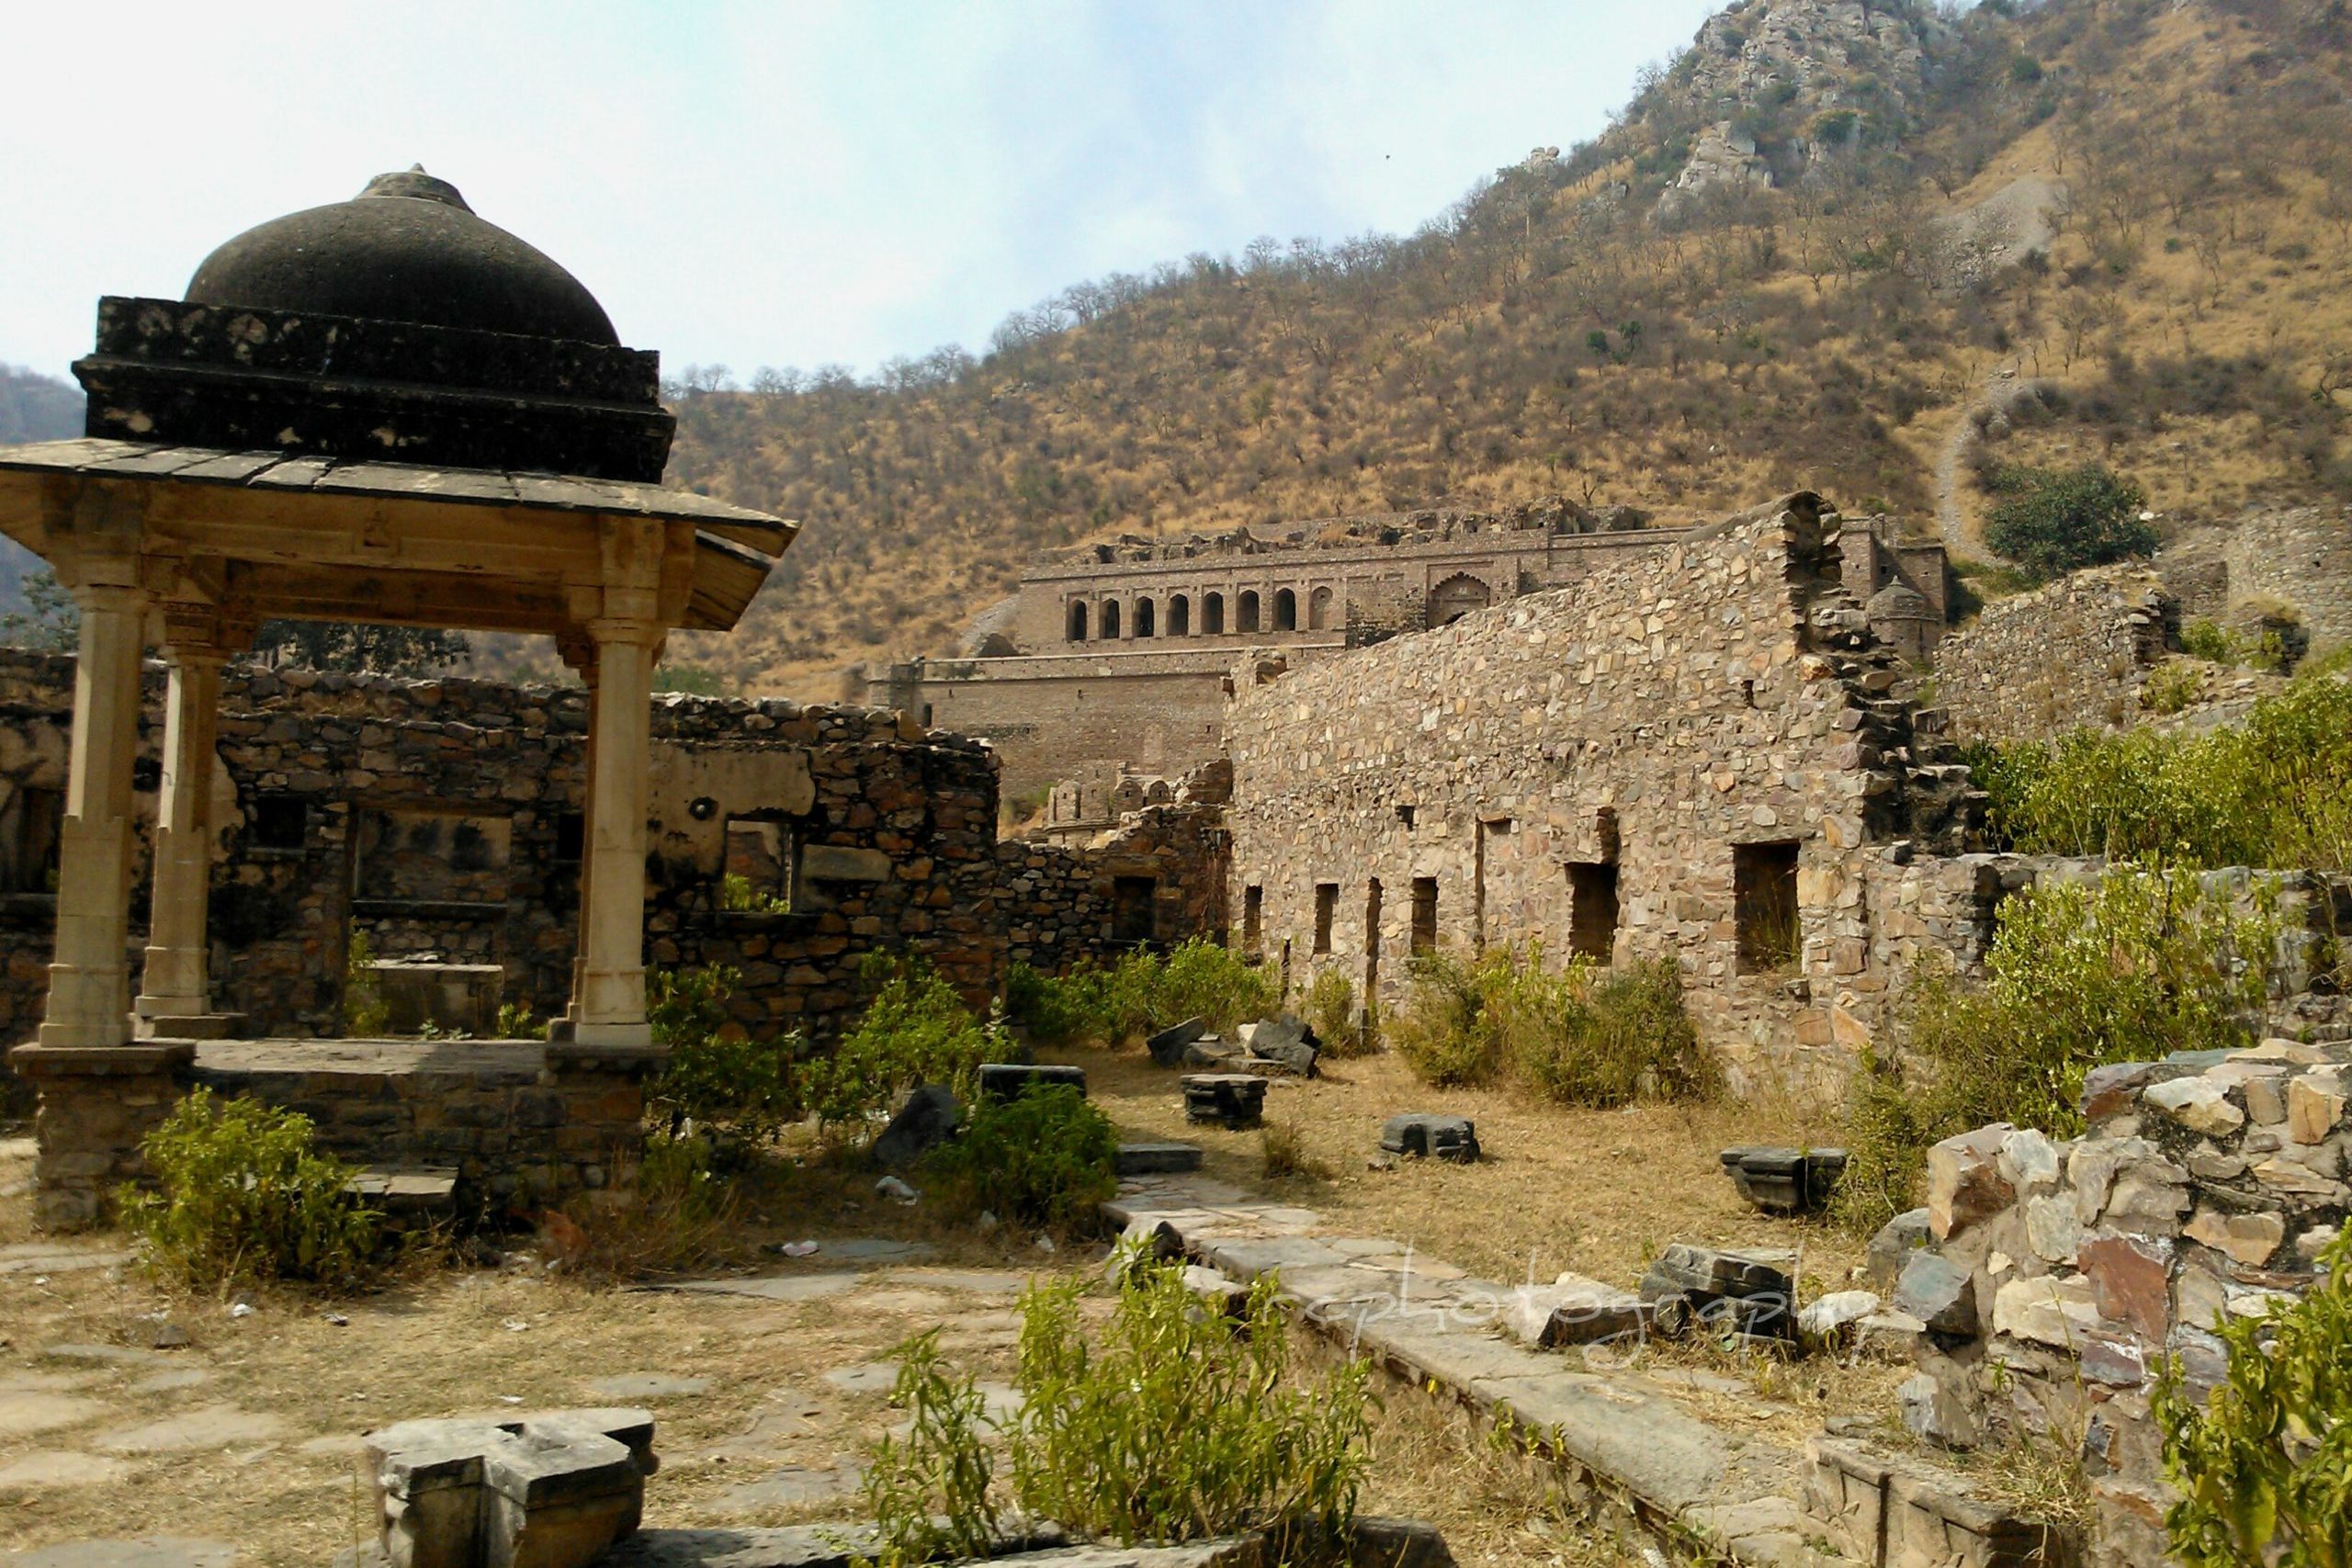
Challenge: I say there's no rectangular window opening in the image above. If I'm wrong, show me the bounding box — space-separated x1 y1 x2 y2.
1114 874 1158 945
553 810 585 863
1409 876 1438 955
722 818 795 913
1242 884 1263 953
1313 883 1338 955
1734 840 1801 975
249 794 309 852
1566 862 1620 964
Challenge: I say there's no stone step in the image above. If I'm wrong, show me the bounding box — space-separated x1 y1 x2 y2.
1116 1141 1204 1177
345 1166 460 1228
1805 1434 2071 1568
138 1012 247 1041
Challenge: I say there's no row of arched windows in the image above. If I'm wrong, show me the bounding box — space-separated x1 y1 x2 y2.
1067 585 1335 643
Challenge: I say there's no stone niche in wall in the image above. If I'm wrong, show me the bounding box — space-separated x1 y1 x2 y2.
356 809 514 908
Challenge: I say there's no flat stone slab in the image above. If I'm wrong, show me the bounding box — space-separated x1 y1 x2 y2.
878 1268 1034 1295
582 1373 713 1400
93 1404 290 1453
821 1362 898 1394
0 1245 132 1277
717 1457 866 1510
661 1273 869 1303
0 1393 107 1440
0 1450 131 1490
813 1238 936 1264
2 1541 235 1568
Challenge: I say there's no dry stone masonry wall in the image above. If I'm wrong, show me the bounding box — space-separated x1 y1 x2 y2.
1932 565 2177 744
1222 494 1980 1090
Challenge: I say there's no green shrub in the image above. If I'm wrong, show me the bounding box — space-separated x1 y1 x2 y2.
648 963 740 1048
861 1250 1374 1559
650 1031 804 1144
1969 670 2352 870
1391 947 1715 1106
1387 950 1501 1087
805 953 1004 1133
1836 868 2278 1232
119 1087 380 1291
2155 1222 2352 1568
1153 937 1278 1033
1004 939 1274 1047
2181 616 2234 663
923 1084 1118 1233
2141 660 2203 716
343 926 390 1037
1981 462 2155 581
1305 968 1366 1057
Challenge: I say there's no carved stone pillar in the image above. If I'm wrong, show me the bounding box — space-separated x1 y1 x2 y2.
556 636 598 1033
571 616 658 1049
134 608 243 1034
39 573 150 1047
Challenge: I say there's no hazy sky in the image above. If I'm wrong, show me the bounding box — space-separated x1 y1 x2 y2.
4 1 1724 383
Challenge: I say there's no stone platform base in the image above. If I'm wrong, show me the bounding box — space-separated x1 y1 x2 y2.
9 1036 660 1230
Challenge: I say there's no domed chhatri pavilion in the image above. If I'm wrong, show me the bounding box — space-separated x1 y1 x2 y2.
0 172 794 1219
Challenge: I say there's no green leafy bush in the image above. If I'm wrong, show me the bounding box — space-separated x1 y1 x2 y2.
1391 946 1715 1106
119 1087 380 1291
1003 939 1273 1047
1305 968 1369 1057
1968 670 2352 871
649 963 740 1047
861 1250 1373 1559
2156 1222 2352 1567
923 1084 1119 1233
644 962 806 1145
1981 462 2155 580
2141 660 2203 716
2181 617 2234 663
1836 868 2278 1232
804 953 1004 1133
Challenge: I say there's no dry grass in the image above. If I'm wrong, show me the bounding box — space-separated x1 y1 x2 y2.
1061 1044 1869 1295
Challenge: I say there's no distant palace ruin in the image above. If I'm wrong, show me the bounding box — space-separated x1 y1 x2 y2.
853 499 1950 806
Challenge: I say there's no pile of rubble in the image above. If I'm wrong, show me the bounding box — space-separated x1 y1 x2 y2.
1146 1015 1321 1077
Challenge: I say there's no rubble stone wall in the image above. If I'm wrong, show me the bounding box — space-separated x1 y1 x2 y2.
1932 566 2177 743
1221 496 1979 1092
1902 1019 2352 1568
2163 503 2352 656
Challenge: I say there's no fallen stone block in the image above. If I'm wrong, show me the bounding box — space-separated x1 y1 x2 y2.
1638 1244 1796 1338
1717 1145 1848 1214
1182 1074 1267 1130
977 1063 1087 1102
1796 1289 1882 1352
1500 1275 1646 1349
1145 1016 1206 1067
869 1085 959 1168
363 1407 658 1568
1379 1114 1479 1163
1927 1124 2015 1241
1182 1037 1242 1068
1247 1015 1320 1077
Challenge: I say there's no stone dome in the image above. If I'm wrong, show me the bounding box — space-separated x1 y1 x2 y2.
184 169 619 345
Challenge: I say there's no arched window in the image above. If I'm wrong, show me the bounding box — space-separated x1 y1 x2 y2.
1428 573 1493 626
1204 592 1226 634
1067 600 1088 642
1135 597 1156 637
1169 593 1191 636
1102 599 1122 639
1273 588 1297 631
1238 591 1261 633
1308 585 1334 630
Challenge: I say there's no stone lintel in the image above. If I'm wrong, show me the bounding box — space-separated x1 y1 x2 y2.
8 1039 197 1077
543 1040 669 1077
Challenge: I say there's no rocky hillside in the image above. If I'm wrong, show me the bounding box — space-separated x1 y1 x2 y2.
0 368 82 614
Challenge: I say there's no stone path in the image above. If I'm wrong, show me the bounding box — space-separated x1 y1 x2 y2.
1104 1174 1849 1568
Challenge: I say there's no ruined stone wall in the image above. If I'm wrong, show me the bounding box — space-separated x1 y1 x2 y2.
1222 495 1978 1091
1899 1016 2352 1568
1932 566 2177 743
0 652 1008 1049
2163 503 2352 655
995 803 1232 976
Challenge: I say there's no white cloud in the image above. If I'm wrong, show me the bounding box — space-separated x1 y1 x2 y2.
0 0 1720 381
